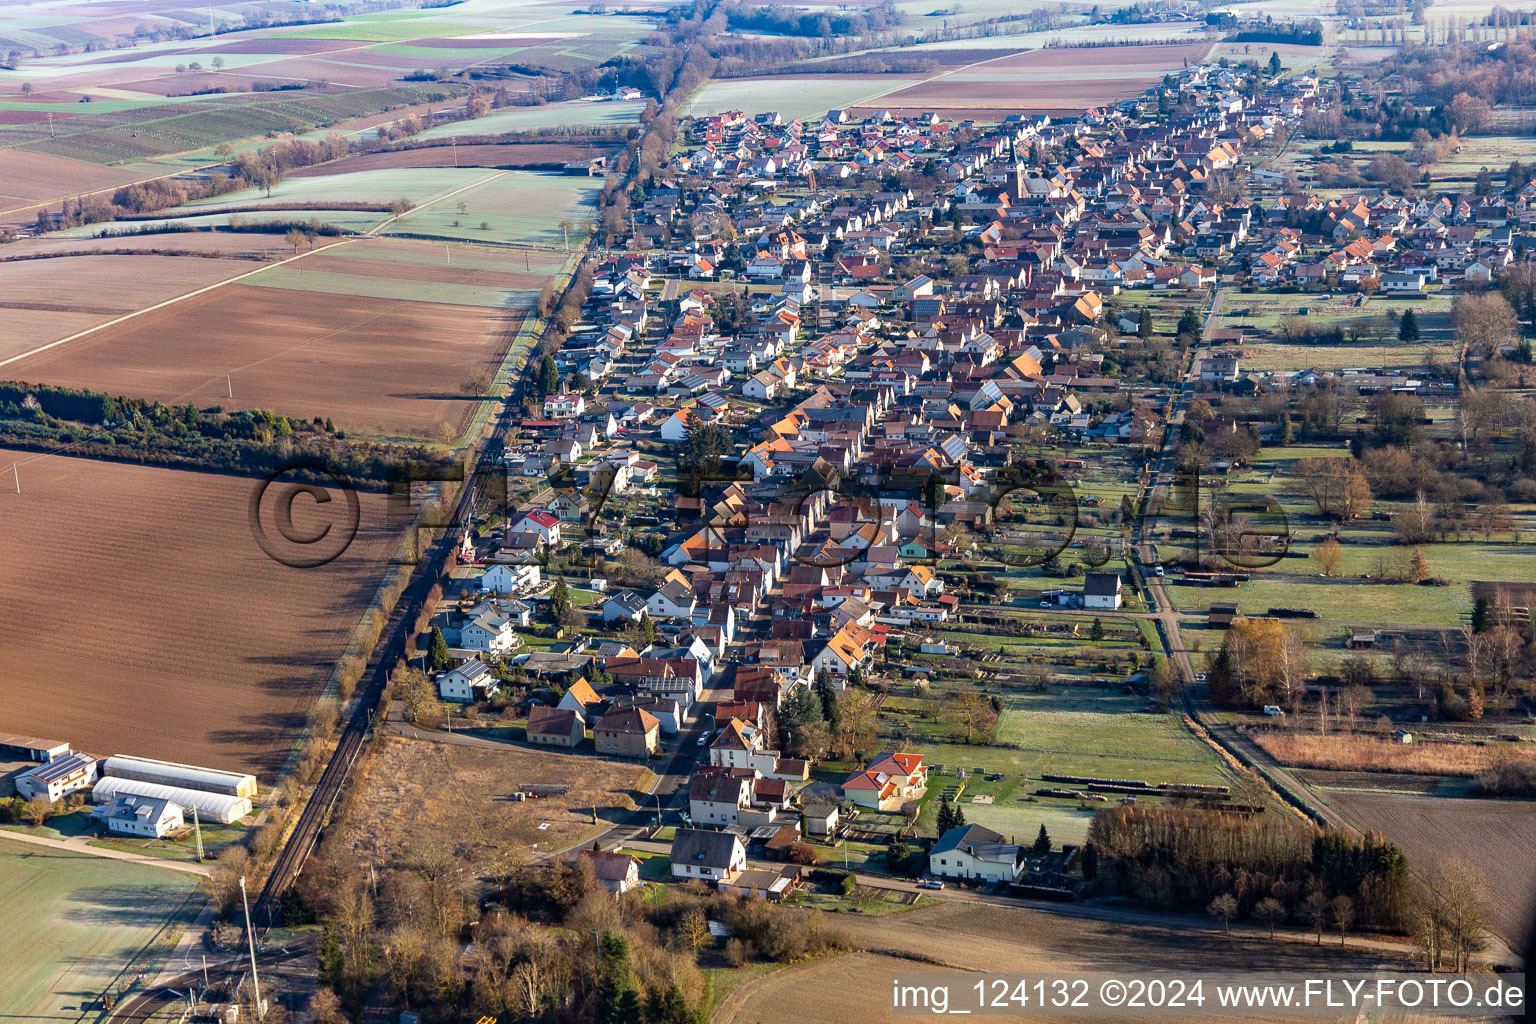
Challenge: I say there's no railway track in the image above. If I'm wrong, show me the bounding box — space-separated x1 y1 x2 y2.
253 237 598 926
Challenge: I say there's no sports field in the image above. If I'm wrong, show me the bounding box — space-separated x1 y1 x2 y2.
0 837 199 1021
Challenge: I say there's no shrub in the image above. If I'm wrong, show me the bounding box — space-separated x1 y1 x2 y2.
1473 759 1536 796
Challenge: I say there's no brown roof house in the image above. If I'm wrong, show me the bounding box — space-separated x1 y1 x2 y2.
581 849 642 895
594 706 660 758
526 706 585 749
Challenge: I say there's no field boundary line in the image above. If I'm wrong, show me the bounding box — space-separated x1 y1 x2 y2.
0 237 349 371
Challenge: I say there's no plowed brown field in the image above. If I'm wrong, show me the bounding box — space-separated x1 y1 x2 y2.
1326 789 1536 945
719 901 1419 1024
0 253 261 358
0 450 403 778
2 281 516 438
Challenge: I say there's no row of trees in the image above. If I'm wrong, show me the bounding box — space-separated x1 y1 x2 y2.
0 380 447 486
1086 806 1416 933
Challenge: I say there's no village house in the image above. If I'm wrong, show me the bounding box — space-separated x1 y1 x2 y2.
670 827 747 884
928 824 1024 883
526 706 585 748
593 706 661 758
437 658 498 703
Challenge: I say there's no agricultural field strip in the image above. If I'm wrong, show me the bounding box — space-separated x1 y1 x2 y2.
0 236 347 372
856 40 1217 108
0 169 504 381
0 97 475 220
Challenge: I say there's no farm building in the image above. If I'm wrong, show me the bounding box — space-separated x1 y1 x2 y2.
15 752 98 802
91 776 251 824
1208 602 1239 627
0 732 71 763
101 754 257 798
93 794 184 838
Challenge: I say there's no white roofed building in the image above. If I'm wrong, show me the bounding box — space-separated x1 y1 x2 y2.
91 776 251 824
101 755 256 798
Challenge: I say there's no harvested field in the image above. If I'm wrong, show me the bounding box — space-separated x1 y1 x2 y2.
408 35 566 47
343 732 651 866
289 142 617 175
207 37 361 55
682 75 924 119
0 151 186 219
413 99 646 138
1252 730 1535 777
3 280 517 438
0 252 263 357
0 836 200 1021
718 901 1419 1024
859 42 1214 112
0 230 290 259
1326 789 1536 944
0 450 405 777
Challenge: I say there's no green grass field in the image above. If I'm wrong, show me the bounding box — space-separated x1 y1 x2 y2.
184 166 497 211
959 797 1102 847
0 837 199 1020
906 687 1231 789
1166 574 1468 626
383 170 599 246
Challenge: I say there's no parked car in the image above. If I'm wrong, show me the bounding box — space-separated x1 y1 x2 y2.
918 880 945 890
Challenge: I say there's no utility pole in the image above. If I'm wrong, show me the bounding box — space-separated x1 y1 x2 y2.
238 876 263 1019
10 463 17 494
47 112 54 138
192 804 205 862
226 373 233 399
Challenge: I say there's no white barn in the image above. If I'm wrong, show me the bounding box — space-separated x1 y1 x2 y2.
101 755 257 798
91 776 251 824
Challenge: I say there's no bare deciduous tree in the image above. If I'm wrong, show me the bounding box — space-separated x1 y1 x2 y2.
1254 896 1286 938
1208 893 1238 934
